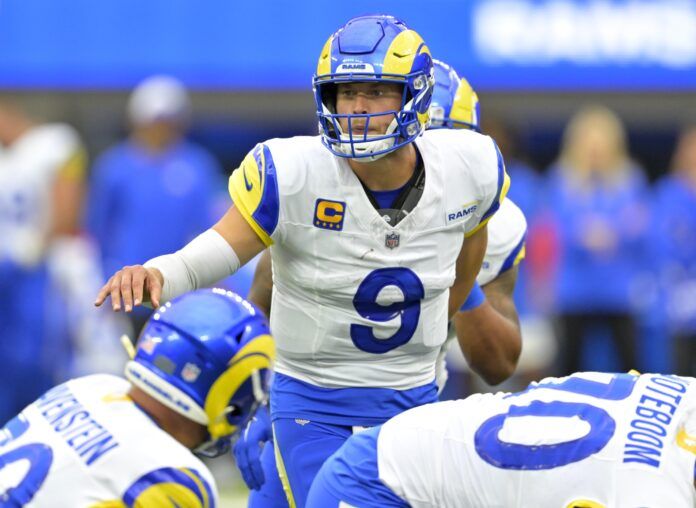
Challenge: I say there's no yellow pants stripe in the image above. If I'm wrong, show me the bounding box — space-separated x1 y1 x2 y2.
272 423 297 508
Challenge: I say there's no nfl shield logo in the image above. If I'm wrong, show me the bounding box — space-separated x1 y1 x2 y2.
385 232 400 249
182 362 201 383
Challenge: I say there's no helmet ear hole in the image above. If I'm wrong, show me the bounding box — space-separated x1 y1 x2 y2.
322 83 338 113
224 404 242 423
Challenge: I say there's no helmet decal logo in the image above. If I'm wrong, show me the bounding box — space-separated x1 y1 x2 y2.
337 63 376 74
182 362 202 383
139 335 158 355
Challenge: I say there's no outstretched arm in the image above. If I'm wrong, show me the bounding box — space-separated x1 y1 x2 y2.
448 225 488 319
94 204 266 311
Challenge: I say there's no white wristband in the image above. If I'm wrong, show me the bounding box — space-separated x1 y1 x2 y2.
144 229 240 303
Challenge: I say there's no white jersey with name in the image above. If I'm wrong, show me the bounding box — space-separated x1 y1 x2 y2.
0 123 84 268
229 129 508 389
0 375 218 507
377 372 696 508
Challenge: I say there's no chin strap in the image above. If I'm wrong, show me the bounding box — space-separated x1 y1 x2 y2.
120 335 136 360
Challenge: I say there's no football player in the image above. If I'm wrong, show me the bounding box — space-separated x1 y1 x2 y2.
308 371 696 507
0 99 88 423
246 59 525 387
0 288 274 506
96 15 509 507
235 59 525 507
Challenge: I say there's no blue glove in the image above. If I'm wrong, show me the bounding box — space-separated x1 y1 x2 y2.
233 404 272 490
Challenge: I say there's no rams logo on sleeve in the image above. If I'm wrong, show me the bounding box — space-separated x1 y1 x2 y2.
228 144 280 246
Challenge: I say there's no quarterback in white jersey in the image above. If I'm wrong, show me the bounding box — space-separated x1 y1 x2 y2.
232 58 525 507
0 289 274 507
96 15 508 507
231 59 526 508
309 371 696 508
228 127 502 391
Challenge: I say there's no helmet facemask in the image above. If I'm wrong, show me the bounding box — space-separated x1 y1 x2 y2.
315 69 433 162
195 368 270 458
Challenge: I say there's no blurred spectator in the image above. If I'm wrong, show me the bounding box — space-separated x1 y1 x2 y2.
0 98 84 424
545 106 651 375
655 127 696 375
85 76 223 333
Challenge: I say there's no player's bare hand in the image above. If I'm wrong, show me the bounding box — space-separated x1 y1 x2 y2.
94 265 163 312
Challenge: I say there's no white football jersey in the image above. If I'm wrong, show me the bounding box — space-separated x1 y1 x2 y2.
229 129 508 390
377 372 696 508
0 375 218 507
476 197 526 287
436 198 527 390
0 123 84 267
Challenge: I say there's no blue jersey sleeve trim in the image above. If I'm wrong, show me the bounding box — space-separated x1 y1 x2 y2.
480 140 508 224
499 230 527 276
251 144 280 239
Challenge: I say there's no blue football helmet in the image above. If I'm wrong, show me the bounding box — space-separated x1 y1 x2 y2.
313 15 435 161
429 59 481 131
124 288 275 457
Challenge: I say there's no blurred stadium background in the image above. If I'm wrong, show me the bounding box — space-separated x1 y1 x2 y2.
1 0 696 504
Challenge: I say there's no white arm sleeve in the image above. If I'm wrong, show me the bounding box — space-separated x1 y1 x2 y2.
144 229 240 303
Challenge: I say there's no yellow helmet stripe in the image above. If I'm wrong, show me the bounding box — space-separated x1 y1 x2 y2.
204 334 275 439
382 30 430 76
316 35 334 76
450 78 479 128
